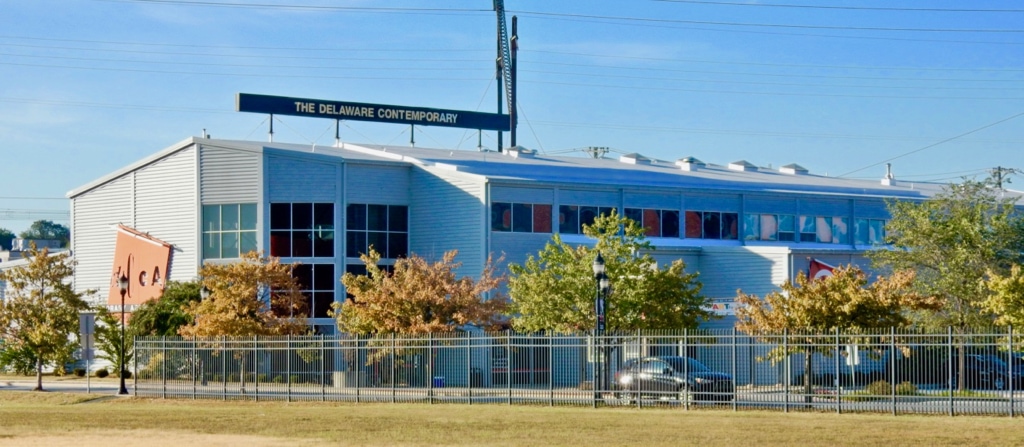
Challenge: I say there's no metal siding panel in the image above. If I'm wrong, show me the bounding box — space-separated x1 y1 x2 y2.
267 155 338 202
72 176 134 306
854 199 890 218
200 145 260 203
346 164 410 204
409 169 484 277
490 232 555 269
135 147 198 283
490 186 554 204
799 198 851 216
623 191 681 210
744 196 799 214
684 193 740 212
698 249 788 299
557 189 618 205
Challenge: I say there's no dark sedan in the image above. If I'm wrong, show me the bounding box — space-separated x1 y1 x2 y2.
615 356 734 402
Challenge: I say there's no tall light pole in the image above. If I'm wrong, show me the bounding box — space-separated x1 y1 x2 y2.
592 252 608 400
116 274 129 395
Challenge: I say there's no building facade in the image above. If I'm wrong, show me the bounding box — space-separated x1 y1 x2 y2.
67 136 1012 332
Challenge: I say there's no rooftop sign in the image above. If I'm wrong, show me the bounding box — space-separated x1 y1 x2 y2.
236 93 511 132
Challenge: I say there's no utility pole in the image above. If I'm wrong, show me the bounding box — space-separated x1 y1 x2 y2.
991 166 1019 189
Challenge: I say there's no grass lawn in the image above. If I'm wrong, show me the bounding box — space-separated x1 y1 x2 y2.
1 391 1022 446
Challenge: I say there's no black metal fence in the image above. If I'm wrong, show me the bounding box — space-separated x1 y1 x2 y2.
134 328 1023 415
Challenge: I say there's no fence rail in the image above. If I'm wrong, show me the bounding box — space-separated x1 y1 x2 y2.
134 328 1022 416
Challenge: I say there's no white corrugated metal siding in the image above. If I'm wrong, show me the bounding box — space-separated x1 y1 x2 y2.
267 154 339 203
346 164 409 204
200 144 260 204
409 168 485 276
72 175 134 306
135 146 198 282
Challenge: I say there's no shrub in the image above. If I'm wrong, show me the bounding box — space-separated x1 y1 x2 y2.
896 381 917 396
95 368 109 378
272 374 285 384
865 380 889 395
73 368 86 377
290 375 302 384
119 370 132 379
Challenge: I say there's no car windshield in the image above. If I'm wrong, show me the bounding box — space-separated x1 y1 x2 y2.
665 357 711 373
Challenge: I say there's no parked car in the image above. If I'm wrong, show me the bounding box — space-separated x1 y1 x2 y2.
949 354 1024 390
614 356 734 402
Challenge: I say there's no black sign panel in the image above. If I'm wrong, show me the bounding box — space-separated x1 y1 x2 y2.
237 93 511 132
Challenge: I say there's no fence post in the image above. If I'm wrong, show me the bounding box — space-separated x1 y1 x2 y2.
549 333 554 407
321 334 326 402
835 327 841 414
890 326 896 416
287 334 292 403
429 332 434 405
391 333 396 404
732 328 737 412
1009 326 1014 418
682 328 688 411
784 328 789 414
467 331 473 406
222 336 227 401
192 338 197 400
161 336 166 399
253 335 259 401
133 336 139 397
507 330 512 406
947 326 954 416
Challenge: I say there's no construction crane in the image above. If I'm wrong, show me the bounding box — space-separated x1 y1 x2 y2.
493 0 517 150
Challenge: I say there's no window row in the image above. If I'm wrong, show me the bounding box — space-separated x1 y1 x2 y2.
491 202 552 233
743 214 887 245
624 208 679 238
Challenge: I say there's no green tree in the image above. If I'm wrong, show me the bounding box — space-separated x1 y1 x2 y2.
0 227 15 251
0 245 90 390
869 179 1024 332
129 281 202 336
334 249 507 335
93 307 134 378
18 220 70 247
736 266 939 401
507 210 711 333
179 251 308 337
983 264 1024 329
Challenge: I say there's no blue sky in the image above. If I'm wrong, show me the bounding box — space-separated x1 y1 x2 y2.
2 0 1023 235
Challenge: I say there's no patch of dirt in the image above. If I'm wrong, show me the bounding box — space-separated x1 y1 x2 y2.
0 430 321 447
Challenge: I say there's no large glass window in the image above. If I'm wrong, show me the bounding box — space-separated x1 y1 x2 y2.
346 204 408 259
269 203 334 258
624 208 680 238
799 215 849 244
490 202 552 233
744 213 797 242
557 205 615 234
293 263 336 318
855 218 887 245
684 211 738 240
202 203 257 259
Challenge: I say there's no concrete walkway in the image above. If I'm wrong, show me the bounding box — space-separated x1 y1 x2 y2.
0 376 132 395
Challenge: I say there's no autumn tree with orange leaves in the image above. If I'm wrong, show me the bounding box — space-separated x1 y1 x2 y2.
179 251 308 338
736 265 939 401
333 249 507 335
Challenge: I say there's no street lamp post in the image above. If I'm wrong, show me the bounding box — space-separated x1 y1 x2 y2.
116 274 129 395
592 252 609 401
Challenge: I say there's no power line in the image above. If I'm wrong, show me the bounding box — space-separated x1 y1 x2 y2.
510 10 1024 34
652 0 1024 13
838 110 1024 178
93 0 489 14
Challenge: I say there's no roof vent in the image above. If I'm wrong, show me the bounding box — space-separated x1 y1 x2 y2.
619 153 651 165
779 163 809 175
504 145 536 158
675 156 705 171
728 160 758 172
881 162 896 186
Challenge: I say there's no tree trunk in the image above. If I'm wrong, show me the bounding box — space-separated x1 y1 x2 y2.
34 357 43 391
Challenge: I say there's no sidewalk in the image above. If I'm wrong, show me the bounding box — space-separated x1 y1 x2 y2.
0 376 131 394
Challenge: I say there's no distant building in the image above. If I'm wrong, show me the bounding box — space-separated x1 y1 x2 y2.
66 137 1024 333
0 238 63 263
